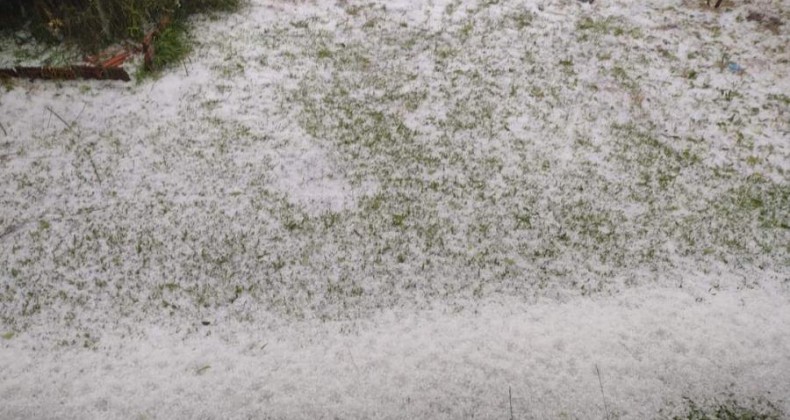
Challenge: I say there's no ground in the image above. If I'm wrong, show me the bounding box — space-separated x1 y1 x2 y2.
0 0 788 418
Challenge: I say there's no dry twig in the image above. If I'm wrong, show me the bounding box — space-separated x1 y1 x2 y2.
509 386 514 420
596 364 611 420
45 106 72 130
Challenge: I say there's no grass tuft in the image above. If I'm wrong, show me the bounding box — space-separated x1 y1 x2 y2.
135 21 191 80
672 397 783 420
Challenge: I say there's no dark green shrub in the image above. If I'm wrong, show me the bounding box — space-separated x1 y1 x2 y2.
1 0 239 51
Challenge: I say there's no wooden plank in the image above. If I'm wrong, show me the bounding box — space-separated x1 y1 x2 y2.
0 66 130 82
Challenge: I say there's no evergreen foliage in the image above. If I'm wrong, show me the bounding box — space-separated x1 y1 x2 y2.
0 0 239 51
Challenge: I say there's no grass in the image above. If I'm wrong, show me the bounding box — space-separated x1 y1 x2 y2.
0 75 13 91
0 1 788 416
576 16 642 39
671 397 783 420
135 20 191 80
277 6 784 308
0 0 787 343
134 0 245 79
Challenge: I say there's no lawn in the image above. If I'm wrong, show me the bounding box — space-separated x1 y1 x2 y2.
0 0 788 418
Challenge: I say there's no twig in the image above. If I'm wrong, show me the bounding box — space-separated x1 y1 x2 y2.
74 103 87 125
345 347 360 375
0 121 6 136
596 364 611 420
660 132 681 140
509 386 514 420
88 153 102 184
45 106 72 131
714 0 724 8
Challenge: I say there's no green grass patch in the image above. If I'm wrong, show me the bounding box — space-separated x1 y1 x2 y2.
576 16 642 38
136 21 191 80
671 396 783 420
